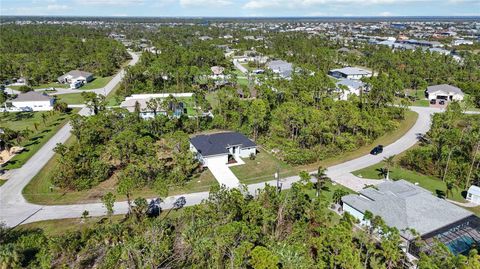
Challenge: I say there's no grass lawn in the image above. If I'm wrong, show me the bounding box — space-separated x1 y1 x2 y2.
0 179 5 186
23 136 217 205
0 109 79 170
464 206 480 217
8 83 68 90
206 92 219 110
232 148 295 185
412 99 430 107
17 215 125 236
80 76 113 90
56 93 85 105
353 163 467 203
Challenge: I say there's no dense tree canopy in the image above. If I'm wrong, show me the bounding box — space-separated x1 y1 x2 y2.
0 25 129 85
1 182 478 268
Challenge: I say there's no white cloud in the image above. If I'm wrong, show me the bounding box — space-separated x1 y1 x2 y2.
180 0 233 7
379 11 393 16
75 0 144 6
47 4 69 11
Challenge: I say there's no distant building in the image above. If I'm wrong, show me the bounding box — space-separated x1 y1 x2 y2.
190 132 257 167
329 67 372 80
57 70 93 85
266 60 293 79
335 79 366 100
426 84 464 101
342 180 480 256
9 92 54 112
120 93 192 119
452 39 474 46
467 186 480 205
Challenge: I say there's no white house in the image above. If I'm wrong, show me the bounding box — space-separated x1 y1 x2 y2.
266 60 293 79
190 132 257 167
335 79 366 100
328 67 372 80
9 92 54 111
57 70 93 84
467 185 480 205
452 39 474 46
426 84 464 101
120 93 192 119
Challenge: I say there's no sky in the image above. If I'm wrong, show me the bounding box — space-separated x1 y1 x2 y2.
1 0 479 17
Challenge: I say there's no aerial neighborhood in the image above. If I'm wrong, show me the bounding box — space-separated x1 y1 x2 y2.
0 14 479 268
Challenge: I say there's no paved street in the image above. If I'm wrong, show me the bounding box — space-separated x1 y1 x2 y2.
0 52 140 227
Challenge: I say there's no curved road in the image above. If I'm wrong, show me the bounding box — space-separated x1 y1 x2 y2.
0 98 452 226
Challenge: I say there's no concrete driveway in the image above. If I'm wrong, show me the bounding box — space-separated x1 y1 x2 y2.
207 158 241 189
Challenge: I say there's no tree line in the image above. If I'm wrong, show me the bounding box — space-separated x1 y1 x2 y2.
0 25 129 85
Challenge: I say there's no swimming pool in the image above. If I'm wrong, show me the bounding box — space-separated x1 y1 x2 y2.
446 236 475 255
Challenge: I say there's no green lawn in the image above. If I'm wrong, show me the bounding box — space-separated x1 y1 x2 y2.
412 99 430 107
8 83 68 90
80 76 113 90
206 92 219 110
56 93 85 105
0 109 79 170
0 179 5 186
232 148 294 184
353 163 467 203
23 136 217 205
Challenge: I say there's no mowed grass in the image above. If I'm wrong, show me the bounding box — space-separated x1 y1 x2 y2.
56 93 85 105
79 76 113 90
17 215 125 236
232 148 294 185
353 163 466 203
0 109 78 170
23 136 217 205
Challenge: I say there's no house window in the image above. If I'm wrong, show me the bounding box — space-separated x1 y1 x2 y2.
468 193 472 198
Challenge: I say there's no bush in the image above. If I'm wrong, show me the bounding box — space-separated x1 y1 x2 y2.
249 153 256 160
17 85 33 93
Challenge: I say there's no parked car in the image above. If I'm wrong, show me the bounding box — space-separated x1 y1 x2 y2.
430 99 436 105
370 145 384 155
439 100 445 105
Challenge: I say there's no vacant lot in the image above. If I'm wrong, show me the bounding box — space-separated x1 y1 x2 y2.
0 109 78 170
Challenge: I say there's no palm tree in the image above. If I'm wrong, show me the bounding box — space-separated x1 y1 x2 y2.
315 166 331 197
383 155 396 180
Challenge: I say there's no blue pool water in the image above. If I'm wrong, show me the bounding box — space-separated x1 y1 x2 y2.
446 236 475 255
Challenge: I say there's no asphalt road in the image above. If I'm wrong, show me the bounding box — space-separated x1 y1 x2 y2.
0 52 139 227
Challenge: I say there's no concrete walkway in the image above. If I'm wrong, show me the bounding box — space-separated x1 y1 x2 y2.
207 158 241 189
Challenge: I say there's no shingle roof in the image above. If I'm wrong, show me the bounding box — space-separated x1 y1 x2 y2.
330 67 372 76
13 91 52 102
342 180 474 240
336 78 365 89
426 84 464 95
190 132 256 156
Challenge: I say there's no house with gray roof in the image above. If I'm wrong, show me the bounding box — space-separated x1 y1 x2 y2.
335 78 366 101
57 70 94 84
328 67 372 80
426 84 464 101
266 60 293 79
8 92 54 112
342 180 480 256
190 132 256 167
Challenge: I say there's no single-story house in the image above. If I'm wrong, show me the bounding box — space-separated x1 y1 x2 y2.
342 180 480 256
467 185 480 205
266 60 293 79
452 39 474 46
57 70 94 84
426 84 464 101
328 67 372 80
120 93 192 119
335 79 366 100
9 92 54 111
211 66 225 76
190 132 257 167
